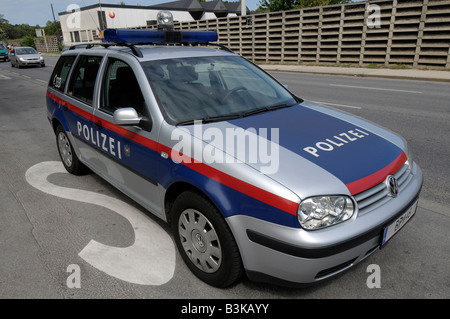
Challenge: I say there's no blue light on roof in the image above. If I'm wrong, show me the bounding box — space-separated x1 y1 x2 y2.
104 29 218 44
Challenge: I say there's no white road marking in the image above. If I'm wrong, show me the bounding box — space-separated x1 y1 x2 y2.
25 161 176 286
329 84 423 94
310 100 362 109
0 74 11 80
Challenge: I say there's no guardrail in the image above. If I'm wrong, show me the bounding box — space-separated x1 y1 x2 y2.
164 0 450 69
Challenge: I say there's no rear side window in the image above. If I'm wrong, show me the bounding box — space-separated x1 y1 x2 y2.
49 55 76 92
68 55 102 105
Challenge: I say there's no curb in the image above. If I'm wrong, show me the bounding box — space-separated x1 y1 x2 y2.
260 65 450 83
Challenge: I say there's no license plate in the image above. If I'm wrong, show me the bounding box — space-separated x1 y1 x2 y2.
381 199 418 247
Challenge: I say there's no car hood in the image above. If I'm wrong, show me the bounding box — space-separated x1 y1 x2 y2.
179 101 407 200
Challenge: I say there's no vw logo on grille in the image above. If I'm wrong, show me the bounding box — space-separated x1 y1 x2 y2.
386 175 399 198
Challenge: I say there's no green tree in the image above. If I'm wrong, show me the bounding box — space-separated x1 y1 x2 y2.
21 35 36 48
257 0 352 13
0 14 8 26
0 14 8 41
44 20 61 36
3 23 36 39
0 14 42 44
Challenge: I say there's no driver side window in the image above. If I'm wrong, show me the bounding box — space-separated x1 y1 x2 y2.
100 58 145 116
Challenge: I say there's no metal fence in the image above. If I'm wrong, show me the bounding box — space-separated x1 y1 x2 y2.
168 0 450 68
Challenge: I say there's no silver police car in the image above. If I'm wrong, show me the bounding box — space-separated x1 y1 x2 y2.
46 15 422 287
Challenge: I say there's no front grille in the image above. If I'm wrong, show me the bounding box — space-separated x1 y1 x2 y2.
354 163 413 214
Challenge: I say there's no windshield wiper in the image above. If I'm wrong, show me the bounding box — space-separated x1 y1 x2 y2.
176 113 243 126
242 103 295 117
176 103 297 126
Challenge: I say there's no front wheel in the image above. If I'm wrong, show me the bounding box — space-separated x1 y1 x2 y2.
55 125 88 175
172 191 243 288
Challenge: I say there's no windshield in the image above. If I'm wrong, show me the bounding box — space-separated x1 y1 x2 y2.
142 56 298 125
16 47 38 55
0 44 5 50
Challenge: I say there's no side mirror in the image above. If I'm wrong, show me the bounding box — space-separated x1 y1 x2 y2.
113 107 141 126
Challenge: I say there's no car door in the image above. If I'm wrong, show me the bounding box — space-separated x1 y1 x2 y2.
93 55 163 217
63 54 104 169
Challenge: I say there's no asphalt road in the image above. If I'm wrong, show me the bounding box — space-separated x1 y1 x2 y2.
0 56 449 301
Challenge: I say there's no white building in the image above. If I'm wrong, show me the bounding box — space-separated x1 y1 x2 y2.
59 0 249 46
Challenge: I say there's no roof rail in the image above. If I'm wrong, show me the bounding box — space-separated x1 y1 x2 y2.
64 43 103 50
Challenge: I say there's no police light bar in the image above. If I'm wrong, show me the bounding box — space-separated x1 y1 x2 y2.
104 29 218 44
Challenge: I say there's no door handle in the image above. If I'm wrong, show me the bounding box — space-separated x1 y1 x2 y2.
60 101 68 111
94 121 103 130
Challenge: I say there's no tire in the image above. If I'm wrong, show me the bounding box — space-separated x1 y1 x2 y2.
172 191 243 288
55 125 88 175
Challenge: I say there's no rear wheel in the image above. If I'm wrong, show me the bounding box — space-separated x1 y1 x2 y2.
172 191 243 287
56 125 88 175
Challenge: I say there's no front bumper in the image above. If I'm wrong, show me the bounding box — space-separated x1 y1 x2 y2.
227 163 423 286
19 59 44 66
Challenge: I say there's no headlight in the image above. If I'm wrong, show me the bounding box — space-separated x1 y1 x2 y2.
19 57 25 61
298 196 354 230
39 56 44 60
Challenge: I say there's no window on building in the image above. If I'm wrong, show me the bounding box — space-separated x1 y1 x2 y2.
73 31 80 43
98 11 107 30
